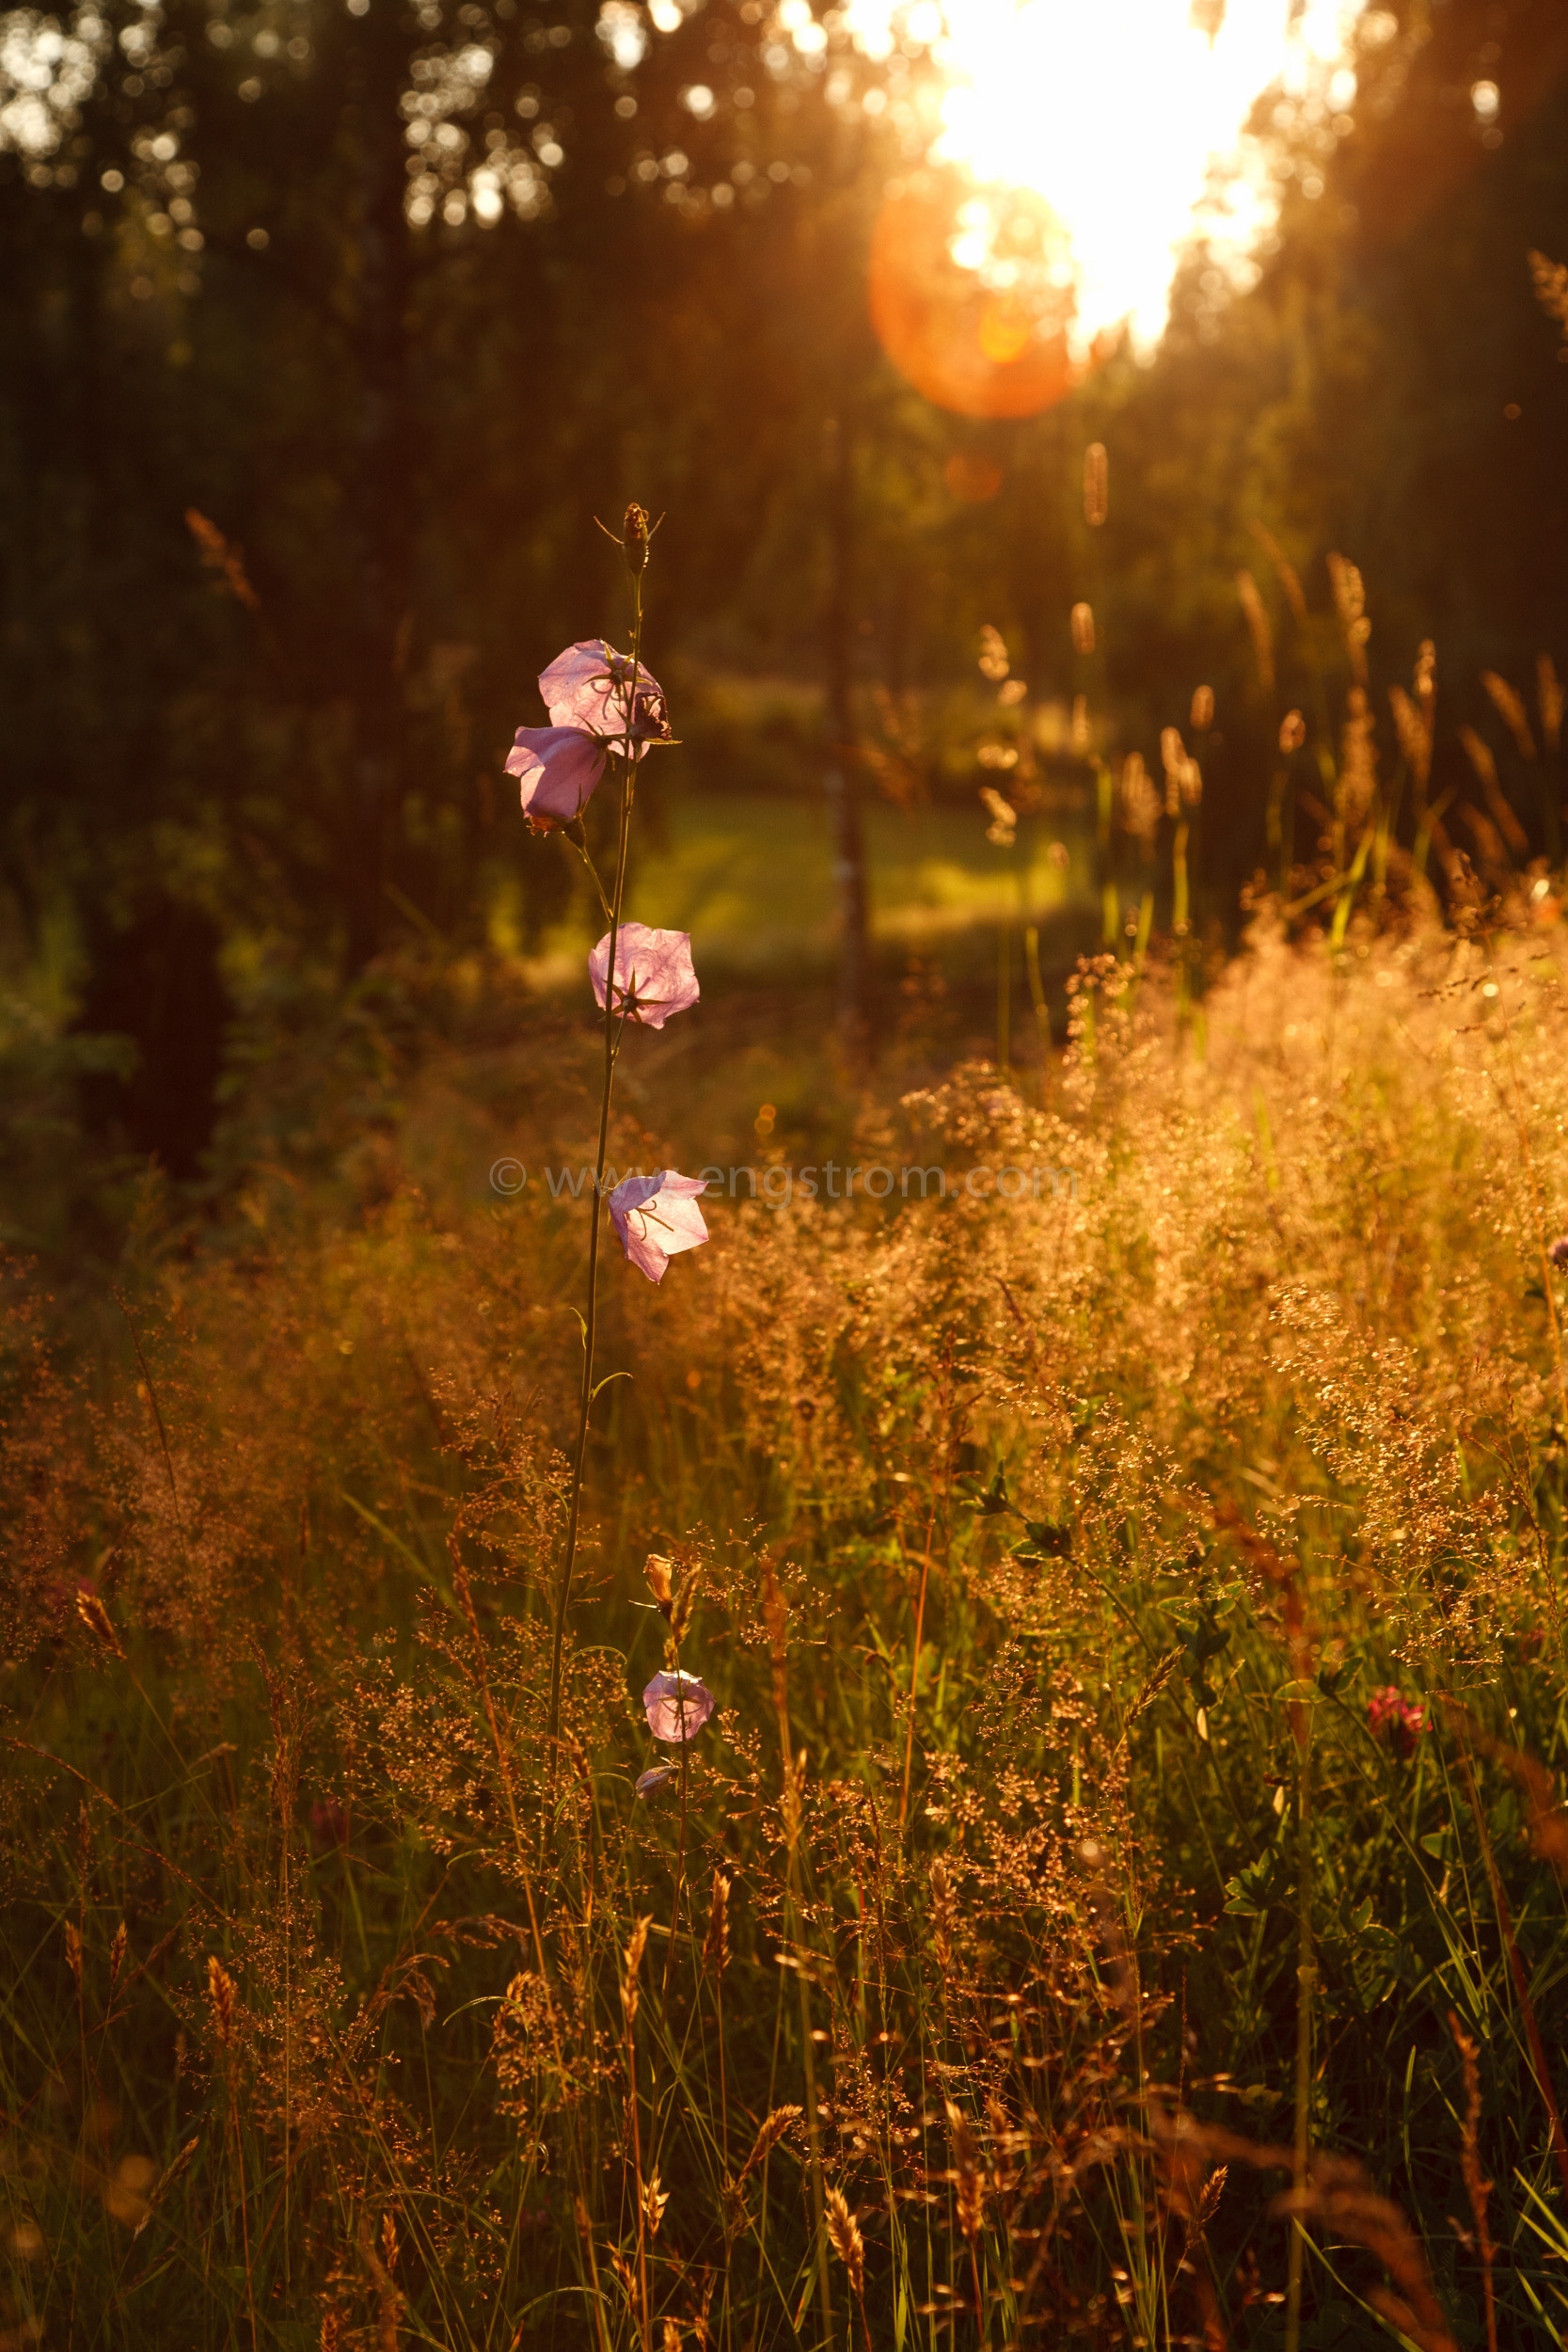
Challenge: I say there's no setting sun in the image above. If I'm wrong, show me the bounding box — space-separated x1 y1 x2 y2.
856 0 1369 371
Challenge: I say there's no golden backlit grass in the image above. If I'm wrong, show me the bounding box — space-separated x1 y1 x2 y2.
5 911 1568 2350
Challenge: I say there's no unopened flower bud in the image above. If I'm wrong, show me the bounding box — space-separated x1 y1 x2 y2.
644 1551 675 1616
623 502 651 579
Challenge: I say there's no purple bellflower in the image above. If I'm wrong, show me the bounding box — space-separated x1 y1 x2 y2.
505 638 672 826
642 1669 716 1743
590 923 700 1029
609 1170 709 1284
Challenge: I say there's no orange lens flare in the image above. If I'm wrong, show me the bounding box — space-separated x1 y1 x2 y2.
868 183 1092 420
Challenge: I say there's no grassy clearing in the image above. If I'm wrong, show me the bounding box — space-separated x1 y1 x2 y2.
4 914 1568 2351
492 788 1092 984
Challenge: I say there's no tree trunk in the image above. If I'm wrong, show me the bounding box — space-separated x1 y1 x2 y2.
822 410 867 1043
343 0 412 972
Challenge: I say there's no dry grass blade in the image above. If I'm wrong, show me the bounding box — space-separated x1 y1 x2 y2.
134 2136 201 2240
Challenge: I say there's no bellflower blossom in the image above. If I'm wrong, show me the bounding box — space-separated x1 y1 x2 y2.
589 923 700 1029
642 1668 715 1742
505 638 672 824
609 1171 708 1284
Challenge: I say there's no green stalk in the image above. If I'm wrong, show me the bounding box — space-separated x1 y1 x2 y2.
1024 923 1051 1103
1266 764 1288 897
1173 818 1191 1032
546 572 644 1762
1285 1699 1314 2352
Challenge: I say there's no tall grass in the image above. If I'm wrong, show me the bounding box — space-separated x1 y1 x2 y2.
5 895 1568 2348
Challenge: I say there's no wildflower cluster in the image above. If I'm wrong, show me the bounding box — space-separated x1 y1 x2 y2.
506 506 717 1750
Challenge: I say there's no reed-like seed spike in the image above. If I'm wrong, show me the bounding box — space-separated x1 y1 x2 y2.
1481 669 1537 760
1235 568 1275 691
1327 550 1370 682
1070 601 1095 657
1084 441 1108 527
1538 652 1562 753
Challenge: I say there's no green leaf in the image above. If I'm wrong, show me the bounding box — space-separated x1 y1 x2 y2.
1015 1517 1072 1558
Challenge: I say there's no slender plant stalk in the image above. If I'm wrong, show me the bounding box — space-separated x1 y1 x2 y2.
899 1498 939 1836
1098 757 1117 946
662 1689 691 2000
1285 1695 1313 2352
1024 922 1051 1102
546 571 645 1760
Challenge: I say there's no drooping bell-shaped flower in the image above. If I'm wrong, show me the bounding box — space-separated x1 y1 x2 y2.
642 1669 715 1743
609 1171 709 1284
506 640 672 827
541 639 670 750
590 923 700 1029
505 725 610 824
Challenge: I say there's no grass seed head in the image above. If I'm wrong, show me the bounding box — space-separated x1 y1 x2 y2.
946 2100 983 2244
703 1870 731 1978
207 1956 236 2051
76 1589 124 1661
827 2186 865 2298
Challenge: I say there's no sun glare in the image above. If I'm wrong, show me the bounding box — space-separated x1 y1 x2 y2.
851 0 1368 386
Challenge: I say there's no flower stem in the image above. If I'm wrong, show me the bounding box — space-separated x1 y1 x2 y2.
546 578 644 1765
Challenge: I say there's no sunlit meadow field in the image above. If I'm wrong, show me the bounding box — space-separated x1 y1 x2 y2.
7 882 1568 2352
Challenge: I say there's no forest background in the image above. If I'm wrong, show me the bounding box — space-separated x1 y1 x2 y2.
2 0 1567 1221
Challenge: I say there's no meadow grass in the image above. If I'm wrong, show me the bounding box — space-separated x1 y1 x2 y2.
5 908 1568 2352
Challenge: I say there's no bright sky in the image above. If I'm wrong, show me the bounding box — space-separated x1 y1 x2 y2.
848 0 1370 353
